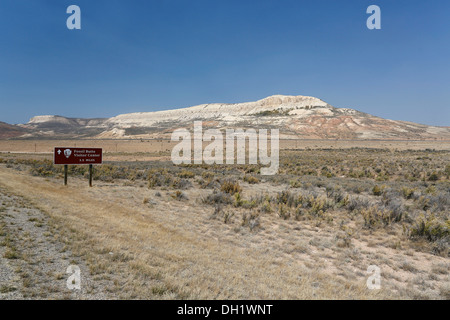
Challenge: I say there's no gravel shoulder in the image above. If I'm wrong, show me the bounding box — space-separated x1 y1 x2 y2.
0 189 113 299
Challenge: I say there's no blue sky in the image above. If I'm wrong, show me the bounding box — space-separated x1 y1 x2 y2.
1 0 449 126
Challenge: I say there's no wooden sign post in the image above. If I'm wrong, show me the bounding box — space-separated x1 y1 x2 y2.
89 164 93 187
54 147 103 186
64 164 68 186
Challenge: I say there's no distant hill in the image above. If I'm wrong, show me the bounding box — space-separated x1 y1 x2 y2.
3 95 450 140
19 116 108 139
0 121 29 139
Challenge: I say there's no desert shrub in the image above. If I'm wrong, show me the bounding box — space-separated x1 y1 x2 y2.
296 191 333 216
3 248 20 260
171 190 188 201
361 206 389 228
428 192 450 212
259 200 272 214
339 194 350 207
432 238 449 256
409 213 449 242
277 204 291 220
148 170 191 189
320 166 335 178
173 178 192 190
220 180 242 195
210 203 223 219
203 190 232 205
384 199 404 223
276 190 296 207
223 211 235 224
289 179 303 188
148 170 170 188
381 189 404 218
242 211 260 231
425 185 436 195
199 177 220 189
243 175 260 184
375 172 389 181
29 159 60 177
326 185 348 206
294 206 306 220
234 192 243 207
347 196 371 212
445 165 450 178
201 171 215 180
409 189 422 201
402 187 416 200
308 196 328 217
233 193 258 209
361 204 403 228
241 199 258 209
428 171 439 181
350 185 364 194
417 196 431 211
372 185 386 196
178 170 195 179
94 164 141 181
416 192 450 213
248 194 267 206
335 230 352 248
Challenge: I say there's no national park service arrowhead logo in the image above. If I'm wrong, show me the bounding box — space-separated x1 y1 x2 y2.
64 149 72 158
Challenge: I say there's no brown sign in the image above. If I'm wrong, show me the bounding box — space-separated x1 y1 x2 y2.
54 147 103 165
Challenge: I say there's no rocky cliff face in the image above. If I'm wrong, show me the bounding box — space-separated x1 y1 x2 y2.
3 95 449 140
101 95 450 140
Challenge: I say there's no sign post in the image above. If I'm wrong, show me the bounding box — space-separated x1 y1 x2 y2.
89 164 93 187
54 147 103 186
64 164 68 186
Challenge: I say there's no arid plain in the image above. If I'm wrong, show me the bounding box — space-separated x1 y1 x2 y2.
0 139 449 299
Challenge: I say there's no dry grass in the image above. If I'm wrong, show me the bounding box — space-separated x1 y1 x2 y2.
0 165 387 299
0 142 449 299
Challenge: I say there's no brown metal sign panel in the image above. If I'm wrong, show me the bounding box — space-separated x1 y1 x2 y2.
54 147 103 165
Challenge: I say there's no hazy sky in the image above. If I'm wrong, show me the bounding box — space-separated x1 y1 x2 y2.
1 0 449 126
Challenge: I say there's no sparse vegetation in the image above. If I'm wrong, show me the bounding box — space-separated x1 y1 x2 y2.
0 285 17 294
220 180 242 195
0 145 449 299
252 109 290 117
409 213 449 242
243 175 259 184
4 248 20 260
